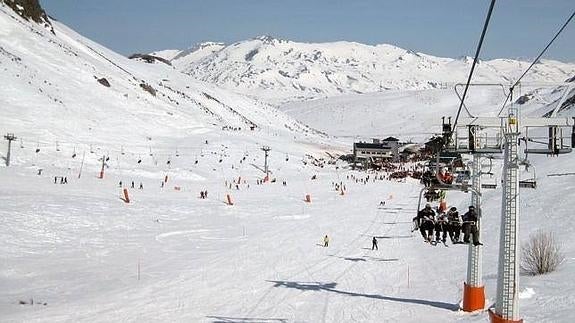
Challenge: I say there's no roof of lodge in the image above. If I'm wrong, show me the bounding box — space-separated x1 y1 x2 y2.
354 142 391 149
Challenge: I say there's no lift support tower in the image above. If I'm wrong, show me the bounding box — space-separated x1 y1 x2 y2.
445 86 574 321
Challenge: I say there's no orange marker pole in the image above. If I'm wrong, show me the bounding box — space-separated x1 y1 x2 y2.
122 188 130 203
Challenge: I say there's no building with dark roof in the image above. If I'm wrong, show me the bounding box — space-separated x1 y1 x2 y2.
353 138 400 168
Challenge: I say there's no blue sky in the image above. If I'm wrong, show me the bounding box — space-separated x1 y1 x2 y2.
41 0 574 61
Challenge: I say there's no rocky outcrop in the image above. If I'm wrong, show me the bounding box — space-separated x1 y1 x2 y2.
140 82 156 96
97 77 110 87
128 53 172 66
2 0 54 34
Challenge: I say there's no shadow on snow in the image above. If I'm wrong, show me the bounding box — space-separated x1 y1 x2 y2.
266 280 459 311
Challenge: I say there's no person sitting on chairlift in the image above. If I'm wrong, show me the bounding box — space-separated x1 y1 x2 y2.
446 207 462 243
416 203 435 243
462 206 482 246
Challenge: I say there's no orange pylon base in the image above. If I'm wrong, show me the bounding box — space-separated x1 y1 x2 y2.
462 282 485 312
488 309 523 323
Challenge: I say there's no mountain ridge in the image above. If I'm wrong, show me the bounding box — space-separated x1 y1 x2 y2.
156 35 575 104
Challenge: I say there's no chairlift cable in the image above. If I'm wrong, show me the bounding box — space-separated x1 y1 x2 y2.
497 10 575 116
450 0 497 146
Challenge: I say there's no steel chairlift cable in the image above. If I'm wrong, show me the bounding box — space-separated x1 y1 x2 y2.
498 10 575 116
450 0 497 144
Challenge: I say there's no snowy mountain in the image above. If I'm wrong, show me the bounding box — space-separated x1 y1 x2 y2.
2 2 575 323
162 35 575 104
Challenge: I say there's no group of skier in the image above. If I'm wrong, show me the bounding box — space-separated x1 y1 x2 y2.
414 203 482 246
321 234 379 251
53 176 68 184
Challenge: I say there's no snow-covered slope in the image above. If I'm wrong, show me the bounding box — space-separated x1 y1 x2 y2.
0 4 323 152
167 35 575 104
280 83 575 141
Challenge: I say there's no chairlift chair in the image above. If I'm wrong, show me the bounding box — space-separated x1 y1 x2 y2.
480 156 497 189
417 151 478 219
481 175 498 189
519 162 537 189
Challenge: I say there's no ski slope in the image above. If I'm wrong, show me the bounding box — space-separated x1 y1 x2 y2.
2 140 575 323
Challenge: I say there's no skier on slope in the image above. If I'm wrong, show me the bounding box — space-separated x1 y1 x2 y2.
446 207 462 243
372 237 378 250
462 206 482 246
323 235 330 247
417 203 435 243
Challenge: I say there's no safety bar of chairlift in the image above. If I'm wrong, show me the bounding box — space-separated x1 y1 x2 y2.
519 180 537 189
481 183 497 189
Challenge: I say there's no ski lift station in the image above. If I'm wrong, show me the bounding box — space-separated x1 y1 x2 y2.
353 137 400 167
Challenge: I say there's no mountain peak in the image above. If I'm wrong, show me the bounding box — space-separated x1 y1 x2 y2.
190 41 226 51
171 41 226 61
252 35 287 44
